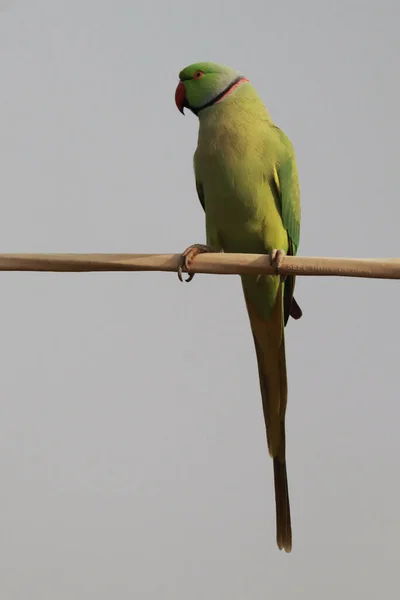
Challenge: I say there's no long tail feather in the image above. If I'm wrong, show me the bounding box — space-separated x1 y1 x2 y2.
243 279 292 552
274 424 292 551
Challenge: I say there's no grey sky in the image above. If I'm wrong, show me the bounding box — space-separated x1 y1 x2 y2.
1 1 399 598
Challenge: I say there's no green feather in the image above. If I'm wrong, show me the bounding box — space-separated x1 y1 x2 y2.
177 62 301 552
273 127 301 253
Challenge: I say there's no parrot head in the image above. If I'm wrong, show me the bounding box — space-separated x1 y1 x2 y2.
175 62 248 116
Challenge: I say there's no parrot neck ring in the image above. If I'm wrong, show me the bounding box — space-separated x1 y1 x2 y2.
192 76 249 115
178 76 249 116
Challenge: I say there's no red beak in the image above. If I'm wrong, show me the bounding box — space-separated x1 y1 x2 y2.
175 81 186 114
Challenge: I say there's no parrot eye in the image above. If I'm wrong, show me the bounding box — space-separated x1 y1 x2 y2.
193 70 205 80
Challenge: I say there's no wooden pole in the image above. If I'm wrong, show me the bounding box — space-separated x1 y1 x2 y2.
0 253 398 279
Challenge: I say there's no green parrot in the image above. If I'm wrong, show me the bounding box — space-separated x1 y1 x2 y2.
175 62 302 552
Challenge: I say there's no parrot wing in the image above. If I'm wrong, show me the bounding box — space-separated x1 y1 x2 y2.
272 127 302 325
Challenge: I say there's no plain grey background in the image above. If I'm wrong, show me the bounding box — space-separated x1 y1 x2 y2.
1 1 399 598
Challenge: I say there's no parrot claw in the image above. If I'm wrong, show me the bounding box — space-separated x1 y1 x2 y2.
177 244 212 282
270 249 286 276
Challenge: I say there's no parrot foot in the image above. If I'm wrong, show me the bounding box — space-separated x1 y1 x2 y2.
177 244 212 283
270 249 286 276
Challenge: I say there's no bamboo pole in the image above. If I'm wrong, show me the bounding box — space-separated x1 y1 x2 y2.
0 253 398 279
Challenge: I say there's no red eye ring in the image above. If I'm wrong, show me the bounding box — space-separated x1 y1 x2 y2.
193 70 205 80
